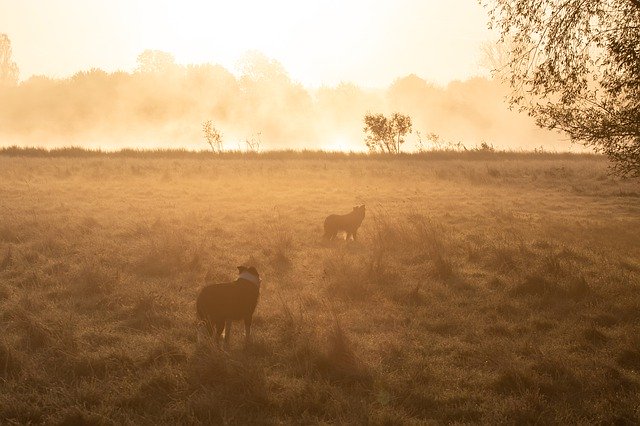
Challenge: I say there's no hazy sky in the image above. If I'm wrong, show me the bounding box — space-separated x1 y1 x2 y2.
0 0 494 87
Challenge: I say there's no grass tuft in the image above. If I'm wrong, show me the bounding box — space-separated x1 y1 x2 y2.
323 250 374 300
617 349 640 371
0 337 22 377
72 260 117 296
0 247 13 271
265 214 295 273
493 367 537 395
316 320 371 385
132 226 193 277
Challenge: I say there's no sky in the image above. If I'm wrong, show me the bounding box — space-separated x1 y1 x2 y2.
0 0 495 87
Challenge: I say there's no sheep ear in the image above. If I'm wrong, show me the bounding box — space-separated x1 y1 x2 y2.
237 266 247 273
248 267 259 277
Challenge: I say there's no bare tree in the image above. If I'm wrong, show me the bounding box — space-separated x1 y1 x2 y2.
245 132 262 153
202 120 223 152
478 37 513 74
0 34 19 87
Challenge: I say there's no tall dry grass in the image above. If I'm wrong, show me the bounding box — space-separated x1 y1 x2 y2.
0 153 638 424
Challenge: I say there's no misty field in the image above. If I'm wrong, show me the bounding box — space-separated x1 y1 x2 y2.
1 153 639 424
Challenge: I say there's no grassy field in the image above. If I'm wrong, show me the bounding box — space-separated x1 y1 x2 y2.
0 153 639 424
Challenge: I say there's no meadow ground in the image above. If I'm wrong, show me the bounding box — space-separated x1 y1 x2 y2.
0 152 639 424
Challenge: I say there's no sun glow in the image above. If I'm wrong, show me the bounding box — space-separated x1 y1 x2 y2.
322 136 363 152
1 0 494 87
0 0 540 152
140 0 376 85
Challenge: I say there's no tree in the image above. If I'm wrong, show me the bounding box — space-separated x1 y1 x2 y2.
245 132 262 153
480 0 640 177
237 50 289 84
0 34 19 87
363 113 412 154
136 49 177 74
478 38 512 74
202 120 223 152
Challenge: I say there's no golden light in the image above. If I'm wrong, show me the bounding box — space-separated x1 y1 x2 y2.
322 135 364 152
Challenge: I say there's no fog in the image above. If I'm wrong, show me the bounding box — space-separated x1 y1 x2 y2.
0 50 567 152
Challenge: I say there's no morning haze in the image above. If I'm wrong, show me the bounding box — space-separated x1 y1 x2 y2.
0 0 561 151
1 1 639 425
0 50 561 151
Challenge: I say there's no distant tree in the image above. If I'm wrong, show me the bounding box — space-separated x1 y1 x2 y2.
363 113 412 154
237 50 289 84
236 50 314 146
416 131 447 152
136 49 177 74
480 0 640 177
478 38 513 75
0 34 19 86
245 132 262 152
202 120 223 152
478 141 495 152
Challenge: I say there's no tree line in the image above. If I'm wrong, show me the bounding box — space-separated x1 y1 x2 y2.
0 35 561 153
3 3 640 176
